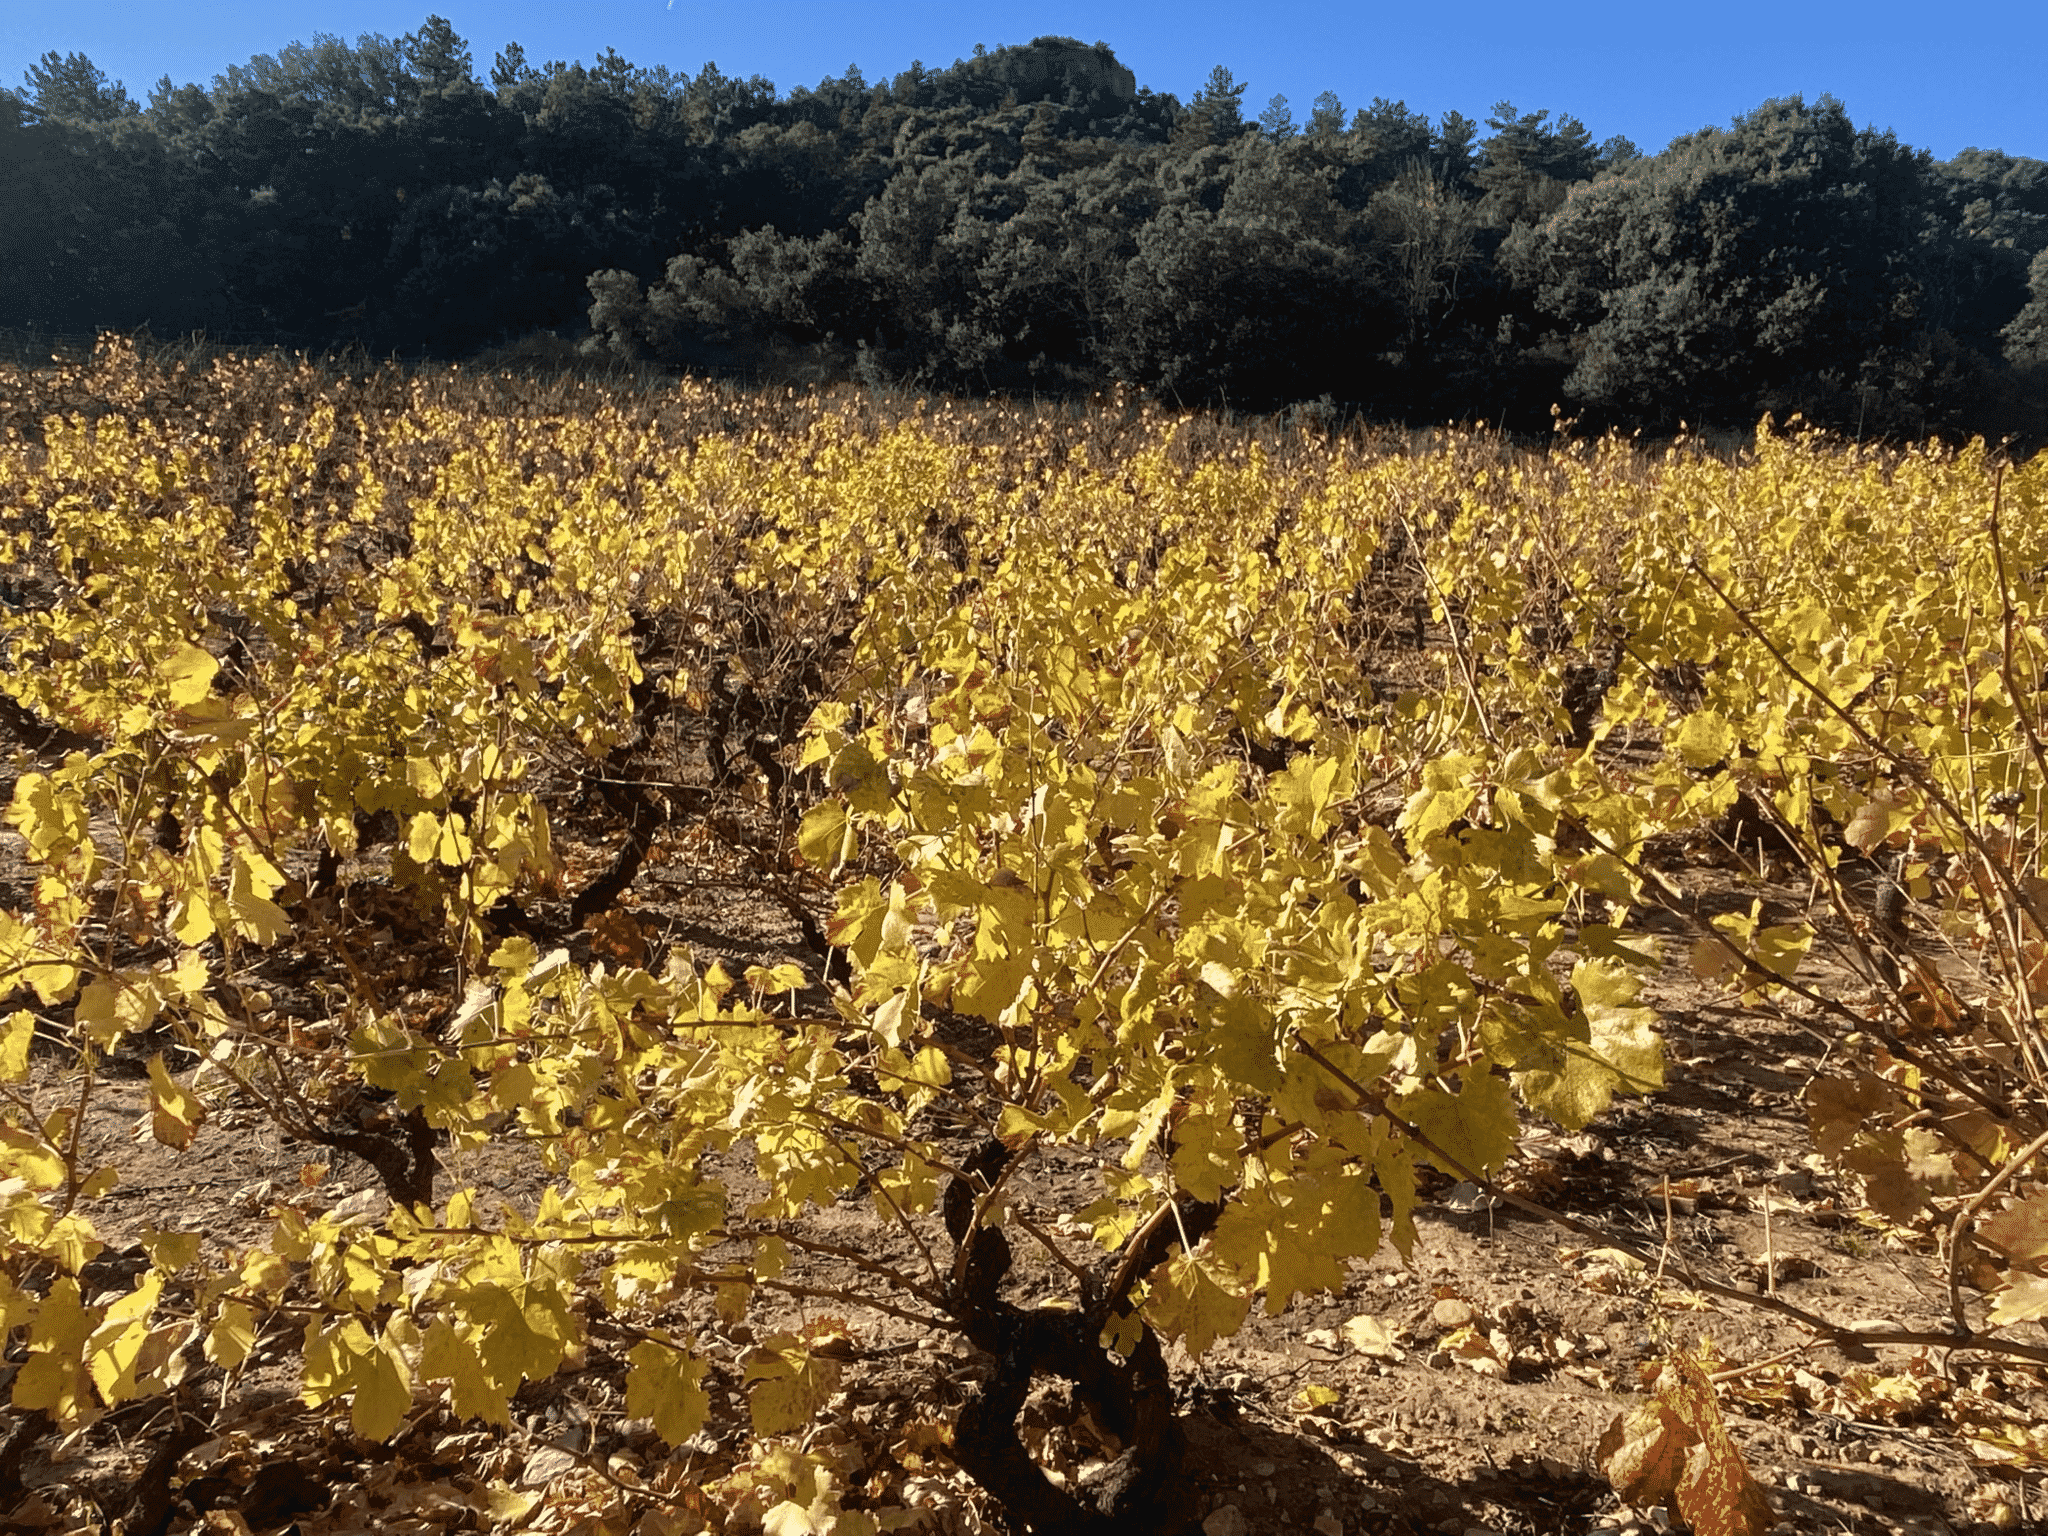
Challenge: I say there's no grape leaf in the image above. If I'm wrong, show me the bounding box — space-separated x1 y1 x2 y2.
160 644 220 707
626 1339 710 1445
1598 1351 1775 1536
145 1052 206 1151
1395 1068 1517 1178
0 1009 30 1081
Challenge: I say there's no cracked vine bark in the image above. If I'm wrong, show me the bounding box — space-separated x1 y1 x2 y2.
938 1140 1222 1535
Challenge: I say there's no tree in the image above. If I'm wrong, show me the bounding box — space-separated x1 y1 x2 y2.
1323 98 1438 205
1475 102 1599 227
1108 139 1388 401
1598 134 1642 169
1434 110 1478 184
146 76 215 135
1258 94 1295 141
490 42 538 95
0 82 223 334
400 15 476 95
1367 162 1480 348
21 51 137 123
1308 91 1344 140
1501 96 1939 427
212 33 409 122
1179 65 1248 145
2007 248 2048 365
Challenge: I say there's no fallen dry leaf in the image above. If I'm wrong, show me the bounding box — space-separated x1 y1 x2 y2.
1596 1349 1775 1536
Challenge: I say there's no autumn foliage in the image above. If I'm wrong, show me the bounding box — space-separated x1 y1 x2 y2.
3 339 2046 1530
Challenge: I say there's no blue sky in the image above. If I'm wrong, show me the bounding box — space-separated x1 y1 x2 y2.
5 1 2043 162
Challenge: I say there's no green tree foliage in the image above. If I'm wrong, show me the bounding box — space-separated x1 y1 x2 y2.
1500 96 1967 429
489 41 539 95
0 81 217 333
1307 91 1344 140
1108 140 1389 399
0 22 2041 440
1368 163 1480 348
2008 248 2048 365
401 14 476 95
20 50 137 123
1597 134 1641 169
1475 101 1599 228
1180 65 1249 146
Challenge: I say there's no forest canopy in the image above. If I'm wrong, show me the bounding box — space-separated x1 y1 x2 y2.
5 18 2044 437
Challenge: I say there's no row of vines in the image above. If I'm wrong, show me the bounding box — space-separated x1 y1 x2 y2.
3 339 2046 1534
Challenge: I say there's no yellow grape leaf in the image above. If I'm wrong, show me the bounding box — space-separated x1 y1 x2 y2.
905 1045 949 1089
405 756 446 802
139 1228 202 1273
1751 924 1811 980
1673 712 1735 769
1395 1069 1516 1178
146 1053 206 1150
1598 1351 1775 1536
228 851 290 946
3 1126 63 1191
1142 1249 1251 1358
301 1315 365 1408
626 1338 710 1445
1375 1138 1419 1260
407 812 442 866
239 1248 291 1297
1169 1105 1241 1202
1442 1323 1508 1377
744 1336 840 1436
75 974 160 1049
46 1212 102 1275
352 1327 414 1441
434 813 474 866
7 772 89 861
170 889 217 947
168 948 209 997
479 1485 541 1525
420 1318 510 1425
87 1272 163 1405
1990 1275 2048 1326
1269 753 1342 836
747 962 808 997
206 1300 259 1370
464 1284 568 1389
160 643 220 707
13 1276 94 1424
0 1009 30 1081
956 947 1030 1021
796 800 851 873
864 991 905 1056
1396 754 1481 846
1516 958 1667 1131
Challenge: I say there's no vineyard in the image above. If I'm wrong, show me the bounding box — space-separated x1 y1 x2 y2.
3 338 2047 1536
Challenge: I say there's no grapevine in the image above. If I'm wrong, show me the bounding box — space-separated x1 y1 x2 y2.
2 340 2046 1533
